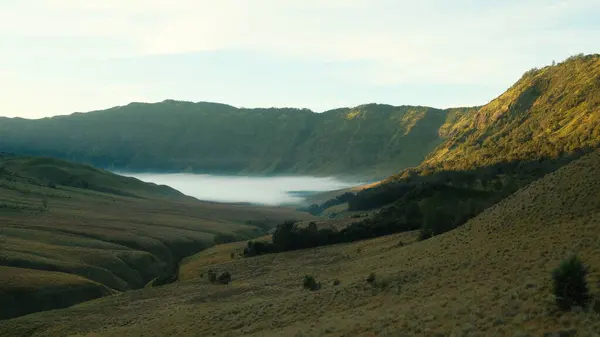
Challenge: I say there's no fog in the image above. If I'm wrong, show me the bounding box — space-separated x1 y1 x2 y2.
123 173 362 205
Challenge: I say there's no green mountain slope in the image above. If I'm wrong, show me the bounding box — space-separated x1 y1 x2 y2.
0 103 460 179
410 53 600 174
345 54 600 234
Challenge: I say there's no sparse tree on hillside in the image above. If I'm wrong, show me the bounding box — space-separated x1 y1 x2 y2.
552 255 591 310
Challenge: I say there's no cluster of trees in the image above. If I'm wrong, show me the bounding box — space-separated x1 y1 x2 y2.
244 184 499 257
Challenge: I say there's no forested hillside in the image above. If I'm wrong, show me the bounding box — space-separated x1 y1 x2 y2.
0 103 460 179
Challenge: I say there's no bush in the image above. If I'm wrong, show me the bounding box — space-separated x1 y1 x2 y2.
552 255 591 310
303 275 321 291
216 271 232 284
366 272 376 284
332 279 341 286
243 240 275 257
207 270 217 283
207 270 231 284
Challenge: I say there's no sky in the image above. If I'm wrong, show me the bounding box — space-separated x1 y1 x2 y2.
1 0 599 119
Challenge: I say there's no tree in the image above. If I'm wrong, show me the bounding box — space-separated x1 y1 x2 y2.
272 220 297 251
552 255 591 310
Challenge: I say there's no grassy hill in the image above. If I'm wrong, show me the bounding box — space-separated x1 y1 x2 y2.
0 154 183 198
0 103 461 179
2 148 599 336
345 54 600 216
399 53 600 176
0 154 313 319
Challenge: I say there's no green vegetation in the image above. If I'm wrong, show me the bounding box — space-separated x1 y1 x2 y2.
0 104 461 179
302 275 320 291
552 256 591 311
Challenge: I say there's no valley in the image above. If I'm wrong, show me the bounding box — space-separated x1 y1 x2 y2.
2 148 600 336
0 154 313 319
0 53 599 336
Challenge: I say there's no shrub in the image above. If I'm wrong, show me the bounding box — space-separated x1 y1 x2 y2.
216 271 232 284
552 255 591 310
303 275 321 291
332 279 341 286
366 272 376 284
243 240 275 257
207 270 217 283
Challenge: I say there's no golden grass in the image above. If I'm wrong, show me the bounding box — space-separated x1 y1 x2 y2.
0 171 313 318
0 266 95 290
2 150 600 335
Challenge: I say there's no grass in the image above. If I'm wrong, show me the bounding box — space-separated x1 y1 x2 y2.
0 266 116 320
2 149 600 335
0 155 314 319
0 155 183 198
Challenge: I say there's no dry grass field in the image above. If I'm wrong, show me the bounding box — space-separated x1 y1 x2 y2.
2 150 599 336
0 156 313 319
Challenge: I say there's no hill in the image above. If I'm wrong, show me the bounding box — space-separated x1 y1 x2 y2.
0 154 183 199
0 155 313 319
0 103 461 179
345 54 600 215
400 53 600 176
2 148 599 336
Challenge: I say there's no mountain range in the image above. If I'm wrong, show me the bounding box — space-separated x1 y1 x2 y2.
0 102 463 179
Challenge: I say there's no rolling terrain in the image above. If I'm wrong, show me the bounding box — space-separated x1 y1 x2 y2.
0 103 463 179
0 154 313 319
2 145 599 336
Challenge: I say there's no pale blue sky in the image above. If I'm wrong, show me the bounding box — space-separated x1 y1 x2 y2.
1 0 599 118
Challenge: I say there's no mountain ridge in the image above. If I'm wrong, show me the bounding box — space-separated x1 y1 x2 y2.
0 103 465 179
